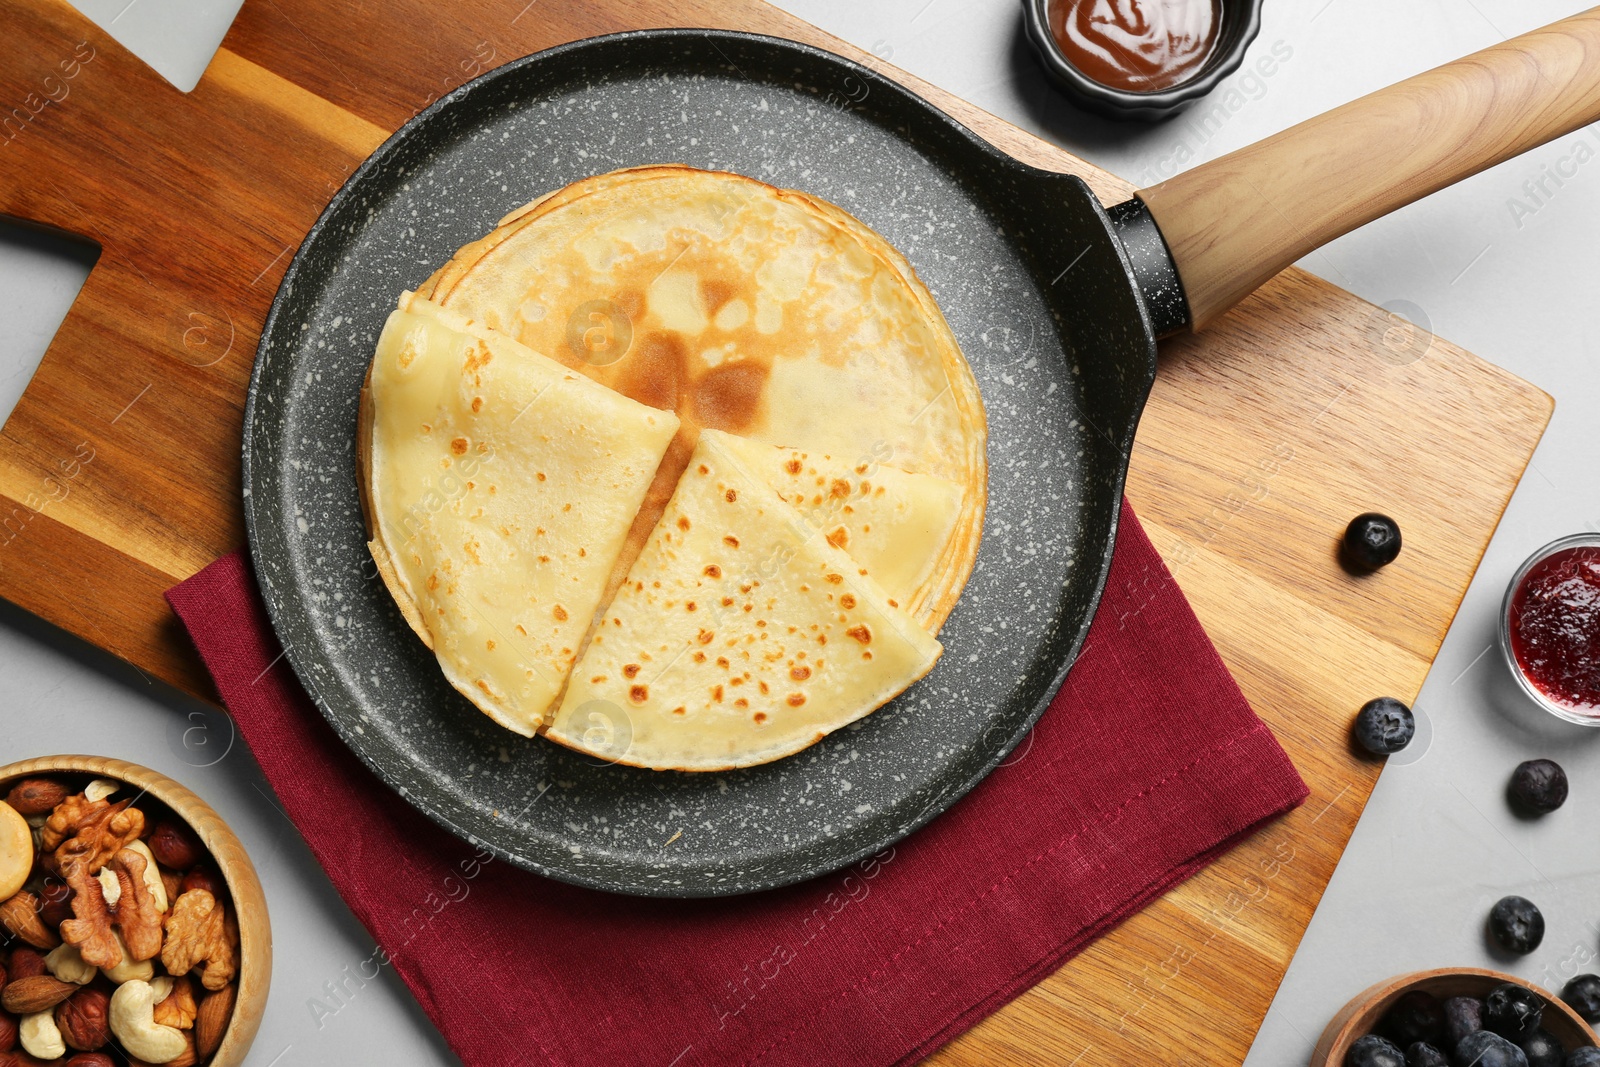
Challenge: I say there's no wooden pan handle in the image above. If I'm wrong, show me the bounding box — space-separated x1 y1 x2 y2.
1136 8 1600 331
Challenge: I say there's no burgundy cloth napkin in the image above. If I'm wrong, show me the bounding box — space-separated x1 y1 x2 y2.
167 499 1305 1067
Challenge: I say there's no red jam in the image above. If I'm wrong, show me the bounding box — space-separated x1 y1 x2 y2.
1047 0 1222 93
1509 545 1600 712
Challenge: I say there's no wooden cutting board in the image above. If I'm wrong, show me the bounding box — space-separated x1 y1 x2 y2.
0 0 1552 1063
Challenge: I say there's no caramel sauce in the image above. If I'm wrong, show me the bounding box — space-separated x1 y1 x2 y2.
1048 0 1221 93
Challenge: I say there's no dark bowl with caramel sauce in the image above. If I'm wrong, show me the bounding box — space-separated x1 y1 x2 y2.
1023 0 1264 120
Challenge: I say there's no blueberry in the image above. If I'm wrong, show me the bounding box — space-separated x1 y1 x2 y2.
1455 1030 1529 1067
1355 697 1416 755
1563 974 1600 1022
1385 990 1447 1046
1521 1029 1564 1067
1446 996 1486 1047
1347 1033 1407 1067
1345 512 1403 570
1485 982 1545 1042
1567 1048 1600 1066
1488 897 1546 955
1408 1041 1449 1067
1509 760 1569 814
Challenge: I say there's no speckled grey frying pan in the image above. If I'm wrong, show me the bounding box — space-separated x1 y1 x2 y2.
243 22 1600 895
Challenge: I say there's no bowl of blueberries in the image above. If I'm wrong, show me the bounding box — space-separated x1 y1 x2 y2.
1312 968 1600 1066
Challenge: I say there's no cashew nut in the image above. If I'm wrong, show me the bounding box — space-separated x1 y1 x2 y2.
149 974 174 1004
44 942 97 985
0 800 33 901
20 1009 67 1060
124 839 169 912
83 778 120 803
109 979 187 1063
97 866 122 907
101 930 154 985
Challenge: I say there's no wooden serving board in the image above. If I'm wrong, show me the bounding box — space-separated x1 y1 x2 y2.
0 0 1552 1063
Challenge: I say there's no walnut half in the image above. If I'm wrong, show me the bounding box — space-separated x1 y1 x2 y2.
151 975 197 1030
59 860 119 970
160 890 237 992
44 796 144 876
108 849 163 962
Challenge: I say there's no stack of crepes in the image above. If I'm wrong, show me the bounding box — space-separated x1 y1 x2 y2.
359 166 990 770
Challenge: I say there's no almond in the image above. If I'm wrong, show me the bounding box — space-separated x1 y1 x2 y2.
194 983 234 1059
0 893 59 951
1 974 76 1014
3 780 67 818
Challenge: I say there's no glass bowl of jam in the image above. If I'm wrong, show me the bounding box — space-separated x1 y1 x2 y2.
1501 533 1600 725
1022 0 1265 120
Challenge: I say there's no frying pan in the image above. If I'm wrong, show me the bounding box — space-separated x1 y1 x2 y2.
244 15 1600 896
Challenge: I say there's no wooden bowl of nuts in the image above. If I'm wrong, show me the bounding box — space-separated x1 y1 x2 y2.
0 756 270 1067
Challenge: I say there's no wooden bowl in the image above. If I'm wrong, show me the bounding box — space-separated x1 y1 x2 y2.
1312 967 1599 1064
0 755 271 1067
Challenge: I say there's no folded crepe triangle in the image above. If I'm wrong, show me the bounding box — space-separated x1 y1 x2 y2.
549 429 943 771
711 432 964 619
362 291 680 736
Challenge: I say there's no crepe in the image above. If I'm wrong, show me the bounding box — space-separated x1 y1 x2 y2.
547 430 943 770
417 165 986 633
712 432 964 618
362 292 679 736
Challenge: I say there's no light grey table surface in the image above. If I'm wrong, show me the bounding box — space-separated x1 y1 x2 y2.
2 1 1598 1063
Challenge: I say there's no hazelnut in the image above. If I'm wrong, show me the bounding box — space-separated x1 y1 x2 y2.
5 951 44 982
64 1054 116 1067
35 848 61 880
54 987 109 1051
0 1009 15 1052
158 869 181 908
36 883 71 930
177 867 224 900
2 782 66 819
145 822 202 873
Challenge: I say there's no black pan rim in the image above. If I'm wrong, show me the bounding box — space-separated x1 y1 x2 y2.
241 26 1155 897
